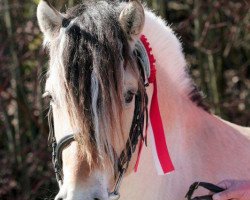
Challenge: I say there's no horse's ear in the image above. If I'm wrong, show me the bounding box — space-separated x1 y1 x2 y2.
119 0 145 39
37 0 63 41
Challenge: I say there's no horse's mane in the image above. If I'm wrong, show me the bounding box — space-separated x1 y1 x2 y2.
143 10 209 111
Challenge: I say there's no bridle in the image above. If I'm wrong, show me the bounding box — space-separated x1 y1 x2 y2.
50 92 147 199
48 39 150 200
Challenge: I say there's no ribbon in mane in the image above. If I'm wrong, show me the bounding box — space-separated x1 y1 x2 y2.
134 35 174 175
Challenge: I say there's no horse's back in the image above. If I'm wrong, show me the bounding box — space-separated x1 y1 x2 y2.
220 117 250 139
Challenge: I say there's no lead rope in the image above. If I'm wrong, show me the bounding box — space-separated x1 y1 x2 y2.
185 182 225 200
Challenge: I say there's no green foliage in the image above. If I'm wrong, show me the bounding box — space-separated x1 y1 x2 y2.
0 0 249 199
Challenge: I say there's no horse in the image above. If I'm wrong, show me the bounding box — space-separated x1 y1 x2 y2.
37 0 250 199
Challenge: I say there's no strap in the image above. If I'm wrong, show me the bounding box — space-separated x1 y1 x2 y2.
56 134 75 169
185 182 225 200
117 92 146 171
52 134 75 182
109 87 147 199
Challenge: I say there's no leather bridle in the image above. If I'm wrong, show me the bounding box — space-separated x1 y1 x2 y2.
48 40 150 200
51 134 74 184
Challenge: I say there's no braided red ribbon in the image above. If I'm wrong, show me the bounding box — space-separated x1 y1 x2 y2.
134 35 174 175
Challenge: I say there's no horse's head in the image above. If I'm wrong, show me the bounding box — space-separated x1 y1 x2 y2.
37 0 147 199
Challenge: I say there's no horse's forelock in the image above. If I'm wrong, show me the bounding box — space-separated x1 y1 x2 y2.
49 1 141 170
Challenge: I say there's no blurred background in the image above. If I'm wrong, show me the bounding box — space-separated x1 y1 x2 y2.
0 0 249 199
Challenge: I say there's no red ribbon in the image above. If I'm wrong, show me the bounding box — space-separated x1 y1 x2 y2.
134 35 174 174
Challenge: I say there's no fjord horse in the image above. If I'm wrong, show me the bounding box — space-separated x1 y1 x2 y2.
37 0 250 199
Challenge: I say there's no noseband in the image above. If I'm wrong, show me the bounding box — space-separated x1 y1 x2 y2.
51 134 74 183
49 39 150 199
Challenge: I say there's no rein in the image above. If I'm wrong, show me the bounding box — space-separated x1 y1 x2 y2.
185 182 225 200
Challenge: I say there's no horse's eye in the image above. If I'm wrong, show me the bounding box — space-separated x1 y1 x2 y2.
124 91 135 104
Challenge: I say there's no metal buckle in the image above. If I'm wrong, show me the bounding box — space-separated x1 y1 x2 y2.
109 193 120 200
109 169 125 200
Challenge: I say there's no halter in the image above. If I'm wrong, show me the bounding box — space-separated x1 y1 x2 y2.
49 39 150 199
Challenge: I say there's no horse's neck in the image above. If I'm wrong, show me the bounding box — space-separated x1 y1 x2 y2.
121 74 250 200
120 9 250 200
157 79 250 199
143 8 250 181
158 79 250 176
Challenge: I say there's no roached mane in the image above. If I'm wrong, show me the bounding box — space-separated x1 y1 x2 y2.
48 1 145 169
